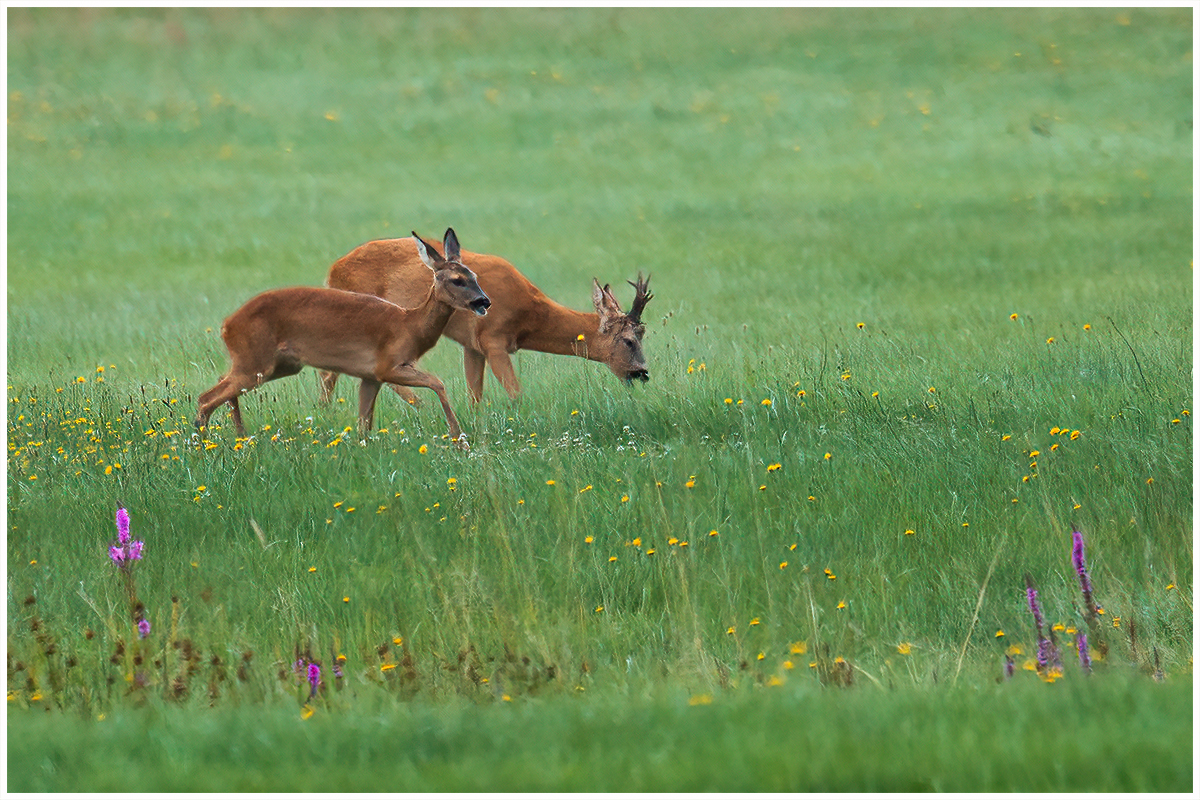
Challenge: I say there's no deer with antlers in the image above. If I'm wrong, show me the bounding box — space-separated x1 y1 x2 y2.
195 228 490 446
320 236 652 404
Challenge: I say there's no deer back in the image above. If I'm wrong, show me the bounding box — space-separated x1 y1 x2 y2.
327 238 548 345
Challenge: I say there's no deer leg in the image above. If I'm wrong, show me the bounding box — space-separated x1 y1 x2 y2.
317 370 339 404
387 384 422 406
484 348 522 401
228 396 246 437
357 378 382 436
196 375 252 436
379 363 466 447
463 347 487 403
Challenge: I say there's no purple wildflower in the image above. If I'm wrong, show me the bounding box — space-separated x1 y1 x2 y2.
1025 578 1045 635
138 618 151 639
307 663 321 698
1025 574 1051 674
116 506 131 545
107 507 144 567
1076 630 1091 674
1071 528 1098 620
1004 654 1014 680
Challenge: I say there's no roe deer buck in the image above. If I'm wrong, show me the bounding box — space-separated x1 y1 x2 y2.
195 229 490 445
320 236 652 404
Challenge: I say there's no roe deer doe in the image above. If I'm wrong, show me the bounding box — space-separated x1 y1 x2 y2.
195 228 490 445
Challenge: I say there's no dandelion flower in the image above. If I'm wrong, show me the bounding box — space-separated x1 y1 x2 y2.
856 322 865 329
897 642 912 655
761 398 772 407
724 398 733 404
1083 323 1091 330
418 444 428 454
1010 313 1019 320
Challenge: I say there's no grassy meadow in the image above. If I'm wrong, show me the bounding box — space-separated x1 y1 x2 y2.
6 8 1193 792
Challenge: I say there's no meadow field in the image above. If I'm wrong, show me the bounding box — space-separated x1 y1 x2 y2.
6 7 1193 792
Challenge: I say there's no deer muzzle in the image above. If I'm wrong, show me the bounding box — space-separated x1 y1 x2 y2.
627 369 649 383
469 296 491 316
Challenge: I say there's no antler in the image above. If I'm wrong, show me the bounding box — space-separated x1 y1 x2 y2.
626 272 653 324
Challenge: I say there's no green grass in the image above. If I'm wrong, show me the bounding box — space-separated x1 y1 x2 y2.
6 7 1192 792
7 675 1191 792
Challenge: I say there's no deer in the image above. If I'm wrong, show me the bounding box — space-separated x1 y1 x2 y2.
195 228 491 447
319 235 652 405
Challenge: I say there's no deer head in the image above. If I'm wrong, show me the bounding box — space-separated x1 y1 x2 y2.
591 272 652 384
414 228 491 316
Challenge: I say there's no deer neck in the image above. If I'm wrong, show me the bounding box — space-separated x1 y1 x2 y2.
408 286 457 350
523 302 610 362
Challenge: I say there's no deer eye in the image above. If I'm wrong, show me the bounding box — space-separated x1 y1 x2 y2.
451 277 466 286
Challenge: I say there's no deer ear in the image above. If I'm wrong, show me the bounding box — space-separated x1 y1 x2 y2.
442 228 461 263
413 232 443 271
592 279 622 331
